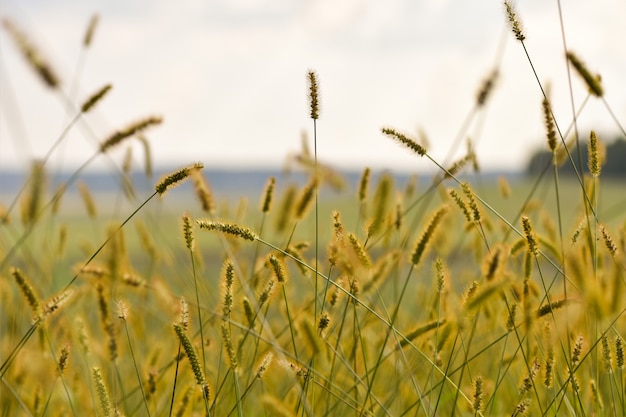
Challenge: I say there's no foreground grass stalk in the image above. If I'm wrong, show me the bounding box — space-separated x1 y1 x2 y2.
118 305 151 417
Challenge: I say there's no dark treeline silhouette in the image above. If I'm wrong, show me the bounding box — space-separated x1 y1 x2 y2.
527 135 626 179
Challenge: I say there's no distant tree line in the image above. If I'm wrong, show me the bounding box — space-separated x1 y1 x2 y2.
526 135 626 179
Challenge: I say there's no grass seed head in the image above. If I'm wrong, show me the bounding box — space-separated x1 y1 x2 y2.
521 216 538 256
587 130 604 177
221 323 237 369
190 169 216 214
155 162 203 195
2 19 60 88
101 116 163 153
256 352 273 379
11 267 42 321
411 205 448 267
268 254 288 283
348 233 372 269
601 333 613 373
261 176 276 213
182 213 195 251
173 323 206 385
358 167 371 203
294 177 318 220
81 84 112 113
57 343 71 376
476 70 498 107
307 70 320 120
504 1 526 42
92 367 112 417
567 51 604 97
197 220 258 241
541 88 558 152
461 183 481 223
222 259 235 316
600 225 618 256
83 14 99 47
382 127 427 156
472 375 484 412
615 336 624 369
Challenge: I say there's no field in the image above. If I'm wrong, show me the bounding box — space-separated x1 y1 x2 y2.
1 4 626 417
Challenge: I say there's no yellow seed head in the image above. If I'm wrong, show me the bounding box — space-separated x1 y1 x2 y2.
571 335 584 367
179 297 189 331
400 319 445 348
92 367 112 417
255 352 273 379
472 375 484 412
116 299 129 320
275 184 297 232
367 173 393 238
519 358 540 395
190 170 216 214
615 336 624 369
43 289 73 319
382 127 427 156
261 176 276 213
11 267 42 321
197 220 258 241
83 14 99 47
521 216 538 256
221 323 237 369
81 84 112 113
21 160 46 227
173 323 206 385
242 297 254 327
601 334 613 373
358 167 371 203
567 52 603 97
411 205 448 266
258 279 276 307
449 189 472 223
294 177 317 220
155 162 203 195
268 254 288 283
587 130 603 177
537 298 571 318
600 225 618 256
434 258 446 293
182 214 195 251
318 312 330 332
307 70 320 120
100 116 163 153
476 70 498 107
57 343 71 376
504 1 526 42
348 233 372 269
506 302 518 332
461 183 481 222
2 19 59 88
541 89 557 152
77 181 97 218
221 259 235 316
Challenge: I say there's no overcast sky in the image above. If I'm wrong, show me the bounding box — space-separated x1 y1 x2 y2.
1 0 624 174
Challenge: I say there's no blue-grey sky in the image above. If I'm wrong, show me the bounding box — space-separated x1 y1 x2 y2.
1 0 624 173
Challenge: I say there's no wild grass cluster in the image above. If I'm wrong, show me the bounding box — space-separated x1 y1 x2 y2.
1 3 625 416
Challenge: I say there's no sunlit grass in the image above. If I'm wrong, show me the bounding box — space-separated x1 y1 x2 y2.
1 4 626 417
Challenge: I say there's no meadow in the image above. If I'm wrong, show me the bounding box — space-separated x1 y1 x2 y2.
1 3 626 416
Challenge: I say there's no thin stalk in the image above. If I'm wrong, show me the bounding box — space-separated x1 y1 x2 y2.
121 318 151 417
